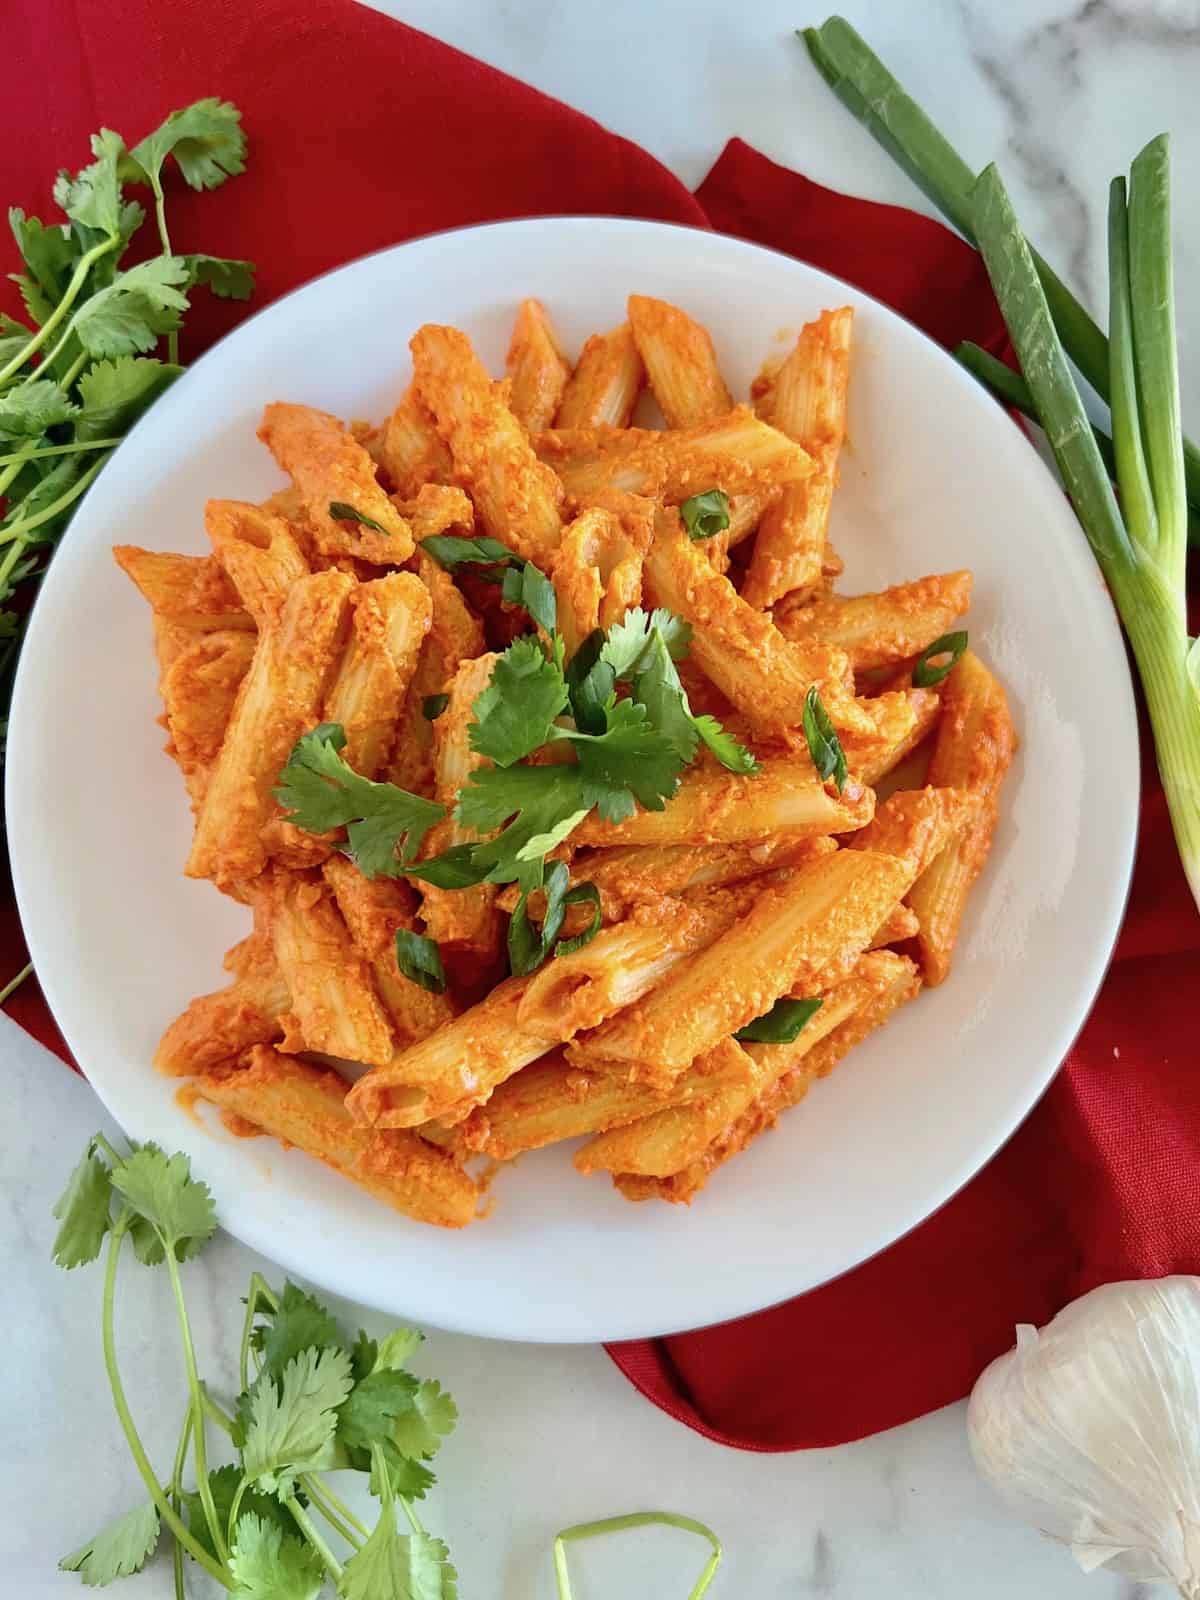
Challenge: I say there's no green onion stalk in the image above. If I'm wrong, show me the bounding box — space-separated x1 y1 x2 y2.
969 146 1200 911
800 16 1200 547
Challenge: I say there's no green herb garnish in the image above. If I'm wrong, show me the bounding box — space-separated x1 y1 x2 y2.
801 685 847 793
912 630 968 688
735 996 823 1044
394 930 447 994
679 489 731 540
421 694 449 721
328 501 390 535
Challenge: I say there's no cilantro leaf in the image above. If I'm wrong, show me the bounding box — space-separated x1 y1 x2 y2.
184 1465 294 1565
395 930 447 994
329 501 390 535
181 252 256 301
128 1214 168 1267
109 1143 216 1256
735 996 823 1043
338 1369 420 1454
129 98 247 192
351 1330 379 1383
274 723 445 878
53 130 125 236
231 1511 325 1600
563 630 613 736
59 1501 160 1585
369 1443 437 1502
341 1501 458 1600
73 255 191 359
468 637 567 766
404 844 490 890
75 355 181 442
374 1328 424 1370
0 378 77 441
802 685 848 793
499 558 556 633
241 1345 354 1492
422 533 516 570
51 1143 112 1268
0 312 33 368
254 1279 345 1381
455 763 588 885
600 607 692 679
391 1379 458 1460
572 697 683 822
8 211 78 325
632 628 758 776
679 488 731 540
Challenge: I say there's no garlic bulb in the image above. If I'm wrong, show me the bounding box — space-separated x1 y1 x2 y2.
968 1278 1200 1595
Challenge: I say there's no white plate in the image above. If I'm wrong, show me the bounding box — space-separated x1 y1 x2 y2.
8 218 1138 1343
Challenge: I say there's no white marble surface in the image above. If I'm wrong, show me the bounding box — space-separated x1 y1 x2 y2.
8 1 1199 1594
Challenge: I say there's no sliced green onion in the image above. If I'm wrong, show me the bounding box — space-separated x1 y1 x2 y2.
679 490 731 541
735 996 822 1044
801 685 848 793
394 929 446 993
422 694 449 721
912 631 968 688
328 501 389 534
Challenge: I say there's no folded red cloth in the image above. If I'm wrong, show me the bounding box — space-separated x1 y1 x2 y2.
6 0 1197 1451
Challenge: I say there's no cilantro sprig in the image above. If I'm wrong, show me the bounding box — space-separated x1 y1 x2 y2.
52 1135 721 1597
276 600 756 977
51 1135 461 1596
0 98 254 807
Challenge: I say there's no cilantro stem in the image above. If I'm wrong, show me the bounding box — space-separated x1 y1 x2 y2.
100 1211 233 1588
201 1385 236 1437
168 1407 193 1600
0 436 121 468
163 1242 230 1566
0 452 109 549
92 1131 123 1166
0 235 119 390
0 960 33 1006
399 1496 425 1536
553 1512 723 1600
302 1476 364 1550
0 446 36 497
58 350 89 392
284 1493 344 1582
239 1271 278 1395
305 1475 369 1539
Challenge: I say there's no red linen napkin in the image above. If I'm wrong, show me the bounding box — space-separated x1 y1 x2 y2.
6 0 1198 1451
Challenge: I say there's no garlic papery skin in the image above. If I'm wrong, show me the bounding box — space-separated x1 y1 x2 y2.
967 1278 1200 1596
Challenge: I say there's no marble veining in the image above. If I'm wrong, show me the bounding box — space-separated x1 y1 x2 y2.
7 0 1199 1592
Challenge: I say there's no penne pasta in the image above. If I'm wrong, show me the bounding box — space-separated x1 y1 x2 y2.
870 900 921 947
742 307 854 608
378 382 455 496
411 323 563 563
627 294 732 427
193 1046 479 1228
570 850 913 1079
347 975 548 1129
855 686 942 785
555 322 644 428
186 569 353 887
506 298 572 432
537 406 813 503
774 570 973 670
614 951 920 1204
906 651 1016 985
322 856 455 1046
417 652 501 952
323 571 431 779
258 402 415 564
644 514 859 736
266 869 395 1066
551 507 643 657
114 546 252 634
575 958 883 1178
159 628 256 810
205 500 310 625
155 968 290 1076
849 785 987 875
394 482 475 541
570 753 873 850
